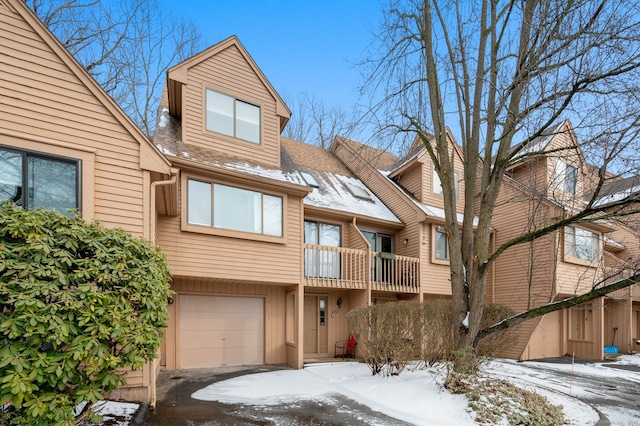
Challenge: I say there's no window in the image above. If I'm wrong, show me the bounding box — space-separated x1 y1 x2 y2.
206 89 260 143
187 179 282 236
566 226 599 262
433 168 460 199
0 147 79 214
345 182 372 201
304 220 341 278
555 160 576 194
435 227 450 260
301 172 319 188
569 304 592 341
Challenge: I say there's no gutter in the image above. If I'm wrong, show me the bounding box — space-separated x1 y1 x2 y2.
148 168 178 409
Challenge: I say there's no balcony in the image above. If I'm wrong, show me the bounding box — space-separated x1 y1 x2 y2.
303 244 420 293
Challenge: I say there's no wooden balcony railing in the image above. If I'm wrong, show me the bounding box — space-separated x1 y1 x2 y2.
303 244 420 293
370 252 420 293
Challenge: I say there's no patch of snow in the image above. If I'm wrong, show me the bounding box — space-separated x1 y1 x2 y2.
220 161 307 186
158 113 169 129
193 363 473 426
155 144 175 157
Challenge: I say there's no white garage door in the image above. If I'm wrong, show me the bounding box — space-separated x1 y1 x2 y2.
179 295 264 369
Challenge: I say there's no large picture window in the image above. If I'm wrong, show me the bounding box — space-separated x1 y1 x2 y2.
206 89 260 144
187 179 282 236
0 147 79 214
565 226 599 262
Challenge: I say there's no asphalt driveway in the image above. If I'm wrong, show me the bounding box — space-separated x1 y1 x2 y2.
145 365 411 425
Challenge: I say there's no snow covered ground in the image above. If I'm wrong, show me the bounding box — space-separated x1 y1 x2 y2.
99 354 640 425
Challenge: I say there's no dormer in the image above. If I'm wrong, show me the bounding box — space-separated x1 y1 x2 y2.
389 129 465 209
166 36 290 168
508 120 586 208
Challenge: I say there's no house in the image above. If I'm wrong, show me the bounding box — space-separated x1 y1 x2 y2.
152 36 425 369
0 0 173 403
489 120 637 360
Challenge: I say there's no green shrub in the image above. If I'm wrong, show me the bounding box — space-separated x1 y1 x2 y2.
0 202 172 425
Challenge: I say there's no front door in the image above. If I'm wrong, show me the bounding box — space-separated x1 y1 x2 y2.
304 295 328 355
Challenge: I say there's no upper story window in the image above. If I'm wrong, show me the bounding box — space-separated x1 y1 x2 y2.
433 168 459 199
435 227 450 260
187 179 282 236
565 226 599 262
206 89 260 144
555 160 576 194
0 146 79 215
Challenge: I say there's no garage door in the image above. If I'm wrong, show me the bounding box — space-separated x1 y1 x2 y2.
179 295 264 368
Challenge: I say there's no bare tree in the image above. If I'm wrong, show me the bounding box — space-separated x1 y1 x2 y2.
363 0 640 353
283 92 359 148
27 0 202 136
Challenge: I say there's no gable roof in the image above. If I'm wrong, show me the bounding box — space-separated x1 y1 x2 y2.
166 36 291 131
282 138 401 224
331 136 400 172
3 0 171 175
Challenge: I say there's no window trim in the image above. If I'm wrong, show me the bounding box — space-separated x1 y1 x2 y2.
0 144 82 214
182 174 286 244
204 87 261 144
563 226 600 267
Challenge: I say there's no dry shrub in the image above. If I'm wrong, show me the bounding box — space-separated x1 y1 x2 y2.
476 304 517 358
347 301 515 376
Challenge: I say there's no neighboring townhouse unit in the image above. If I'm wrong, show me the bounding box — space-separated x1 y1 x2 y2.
0 0 173 402
281 137 420 357
490 120 637 360
332 131 479 303
595 176 640 355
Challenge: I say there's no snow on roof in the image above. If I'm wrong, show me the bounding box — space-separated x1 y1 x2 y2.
304 171 401 223
217 161 307 186
594 184 640 207
604 235 625 249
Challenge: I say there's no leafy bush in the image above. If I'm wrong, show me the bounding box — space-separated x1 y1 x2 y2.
0 202 172 425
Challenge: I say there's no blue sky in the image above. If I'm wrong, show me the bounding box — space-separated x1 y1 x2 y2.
162 1 383 114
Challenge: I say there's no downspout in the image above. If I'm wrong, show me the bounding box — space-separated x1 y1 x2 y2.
148 169 178 409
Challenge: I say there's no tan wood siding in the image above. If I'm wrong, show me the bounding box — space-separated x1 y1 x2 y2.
157 187 303 284
182 45 280 167
1 5 147 235
395 163 423 201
